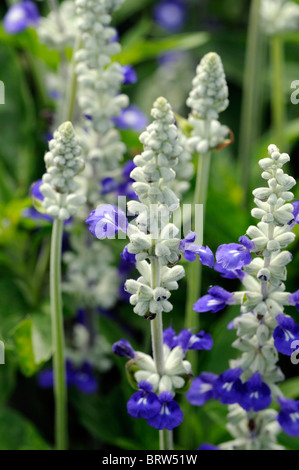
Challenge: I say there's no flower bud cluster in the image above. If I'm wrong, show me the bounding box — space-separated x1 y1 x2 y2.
40 122 86 220
186 52 229 154
38 0 77 49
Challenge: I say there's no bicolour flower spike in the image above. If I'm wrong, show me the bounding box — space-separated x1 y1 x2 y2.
216 236 254 271
214 368 243 405
86 205 128 239
113 105 148 132
121 65 137 85
112 339 135 359
277 397 299 437
147 391 183 430
186 372 218 406
3 1 39 34
193 286 234 313
238 373 272 412
127 382 162 420
273 314 299 356
153 0 187 32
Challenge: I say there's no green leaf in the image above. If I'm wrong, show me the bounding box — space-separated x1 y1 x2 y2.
280 377 299 400
114 32 210 65
0 407 50 450
12 313 52 377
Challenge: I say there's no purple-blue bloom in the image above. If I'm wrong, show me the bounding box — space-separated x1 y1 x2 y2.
121 65 137 85
112 339 135 359
214 262 245 280
214 367 243 405
277 397 299 437
273 314 299 356
101 177 118 195
180 231 214 267
22 207 53 223
127 382 162 420
3 1 39 34
120 246 136 265
38 360 97 394
289 290 299 311
176 329 213 353
198 443 219 450
193 286 234 313
186 372 218 406
153 0 187 32
86 204 128 239
147 391 183 430
216 236 254 271
289 200 299 228
112 105 148 132
238 373 272 412
30 179 44 201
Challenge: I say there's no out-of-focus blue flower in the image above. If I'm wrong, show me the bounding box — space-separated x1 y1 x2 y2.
112 105 148 132
214 367 243 405
186 372 218 406
153 0 187 32
216 236 254 271
238 373 271 412
289 200 299 228
3 1 39 34
277 397 299 437
162 327 213 352
214 262 245 280
121 65 137 85
147 391 183 430
120 245 136 265
86 204 128 239
193 286 234 313
158 50 188 66
38 360 97 394
289 290 299 311
273 314 299 356
179 231 214 267
198 443 220 450
22 207 53 223
127 382 162 419
101 177 118 195
112 338 135 359
101 161 137 200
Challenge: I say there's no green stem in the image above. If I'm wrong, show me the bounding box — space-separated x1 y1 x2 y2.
63 35 81 122
185 150 211 373
239 0 262 208
271 35 285 149
150 257 173 451
50 218 67 450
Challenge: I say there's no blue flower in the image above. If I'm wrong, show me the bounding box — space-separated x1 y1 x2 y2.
86 204 128 239
193 286 234 313
147 391 183 430
214 368 243 405
121 65 137 85
179 231 214 267
153 0 187 32
289 290 299 311
198 443 219 450
277 397 299 437
163 327 176 348
38 360 97 394
22 207 53 223
120 246 136 265
214 262 245 280
3 1 39 34
127 382 162 419
112 105 148 132
273 314 299 356
216 236 254 271
289 200 299 228
238 373 271 412
101 177 118 195
112 339 135 359
176 329 213 353
186 372 218 406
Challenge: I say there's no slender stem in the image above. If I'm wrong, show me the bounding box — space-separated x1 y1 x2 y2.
271 35 285 149
239 0 262 208
185 150 211 371
150 257 173 450
63 35 81 123
50 218 67 450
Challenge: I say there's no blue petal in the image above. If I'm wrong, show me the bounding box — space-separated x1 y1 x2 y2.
112 339 135 359
278 397 299 437
147 392 183 430
238 373 271 412
186 372 218 406
273 314 299 356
